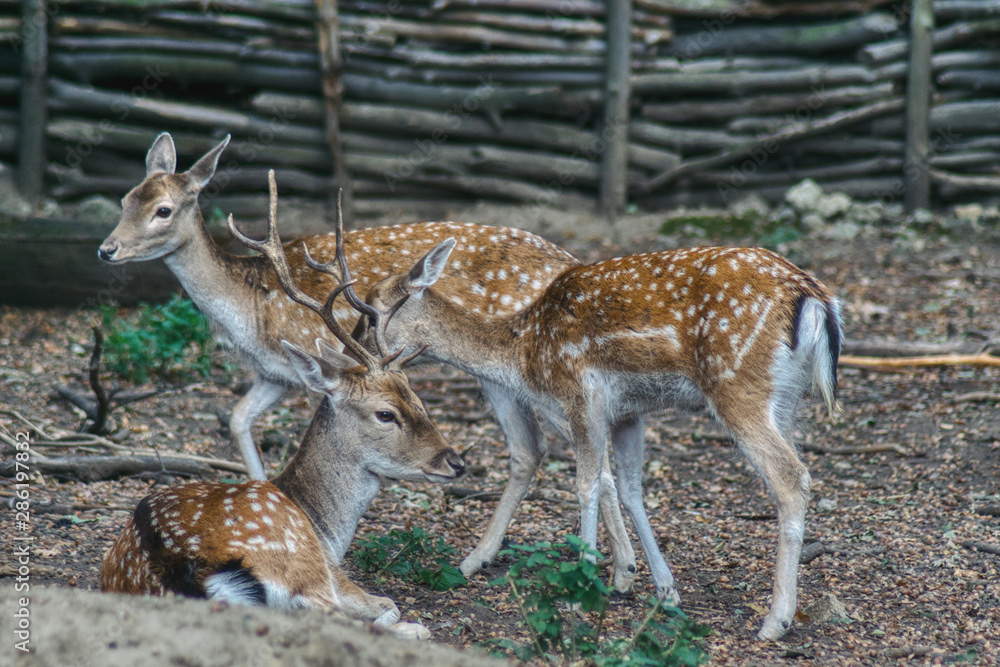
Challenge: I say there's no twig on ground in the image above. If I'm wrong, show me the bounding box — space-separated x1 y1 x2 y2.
801 443 910 456
953 392 1000 404
961 540 1000 556
839 352 1000 368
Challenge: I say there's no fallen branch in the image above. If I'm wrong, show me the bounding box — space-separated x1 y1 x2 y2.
953 392 1000 404
885 646 934 659
961 540 1000 556
0 450 246 481
800 541 827 564
842 338 994 357
839 352 1000 368
0 492 133 514
801 443 910 456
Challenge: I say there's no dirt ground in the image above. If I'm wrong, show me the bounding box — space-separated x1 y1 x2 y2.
1 204 999 666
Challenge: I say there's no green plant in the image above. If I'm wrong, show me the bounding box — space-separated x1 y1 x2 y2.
486 537 709 665
352 527 466 591
99 295 215 383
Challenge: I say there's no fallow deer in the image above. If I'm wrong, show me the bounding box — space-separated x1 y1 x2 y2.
100 175 465 638
97 133 639 593
356 241 842 641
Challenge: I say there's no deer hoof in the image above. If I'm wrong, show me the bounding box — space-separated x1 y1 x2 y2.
611 564 636 593
659 585 682 608
459 554 488 577
757 613 792 641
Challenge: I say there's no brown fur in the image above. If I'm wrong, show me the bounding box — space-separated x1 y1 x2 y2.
100 481 334 608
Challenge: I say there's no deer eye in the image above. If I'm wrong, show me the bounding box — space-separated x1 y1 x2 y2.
155 207 172 218
375 411 398 424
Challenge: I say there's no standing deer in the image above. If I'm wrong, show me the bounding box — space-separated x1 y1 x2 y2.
356 241 842 640
101 175 465 638
97 133 639 593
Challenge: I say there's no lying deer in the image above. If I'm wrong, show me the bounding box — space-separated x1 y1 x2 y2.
101 175 465 637
356 240 842 641
97 133 639 593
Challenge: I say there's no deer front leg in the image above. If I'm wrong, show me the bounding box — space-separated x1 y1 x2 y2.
611 415 680 605
542 408 637 593
229 378 287 480
598 447 637 593
567 389 609 560
460 382 547 577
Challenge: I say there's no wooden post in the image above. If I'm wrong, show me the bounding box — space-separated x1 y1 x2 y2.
314 0 353 224
599 0 632 219
18 0 48 204
904 0 934 213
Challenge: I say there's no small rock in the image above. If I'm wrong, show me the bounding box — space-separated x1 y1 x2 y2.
816 498 838 512
815 192 852 220
75 196 124 225
802 593 848 624
785 179 824 213
801 213 826 233
845 202 884 226
910 208 934 226
952 203 982 221
731 193 770 218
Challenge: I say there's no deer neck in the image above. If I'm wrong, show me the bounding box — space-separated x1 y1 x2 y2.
411 294 526 386
161 214 264 314
271 402 381 563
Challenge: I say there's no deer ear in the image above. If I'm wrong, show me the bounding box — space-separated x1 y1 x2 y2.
406 238 456 292
146 133 177 176
185 135 231 192
314 338 357 369
281 340 344 395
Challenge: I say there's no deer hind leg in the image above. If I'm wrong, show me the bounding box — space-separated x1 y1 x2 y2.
611 414 680 605
719 404 811 641
329 566 400 626
229 378 287 480
460 381 548 577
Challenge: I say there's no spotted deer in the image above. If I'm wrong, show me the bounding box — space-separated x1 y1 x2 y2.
97 133 640 593
100 177 465 638
357 241 842 640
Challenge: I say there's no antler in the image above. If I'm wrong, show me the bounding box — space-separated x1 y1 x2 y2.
227 170 381 370
302 191 415 364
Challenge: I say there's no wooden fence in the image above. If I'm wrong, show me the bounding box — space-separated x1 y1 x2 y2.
1 0 999 224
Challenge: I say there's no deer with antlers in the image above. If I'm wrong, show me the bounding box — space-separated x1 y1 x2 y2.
97 133 640 594
355 238 842 640
101 174 464 638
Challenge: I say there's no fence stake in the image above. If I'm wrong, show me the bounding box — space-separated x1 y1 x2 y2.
315 0 353 224
599 0 632 219
904 0 934 213
17 0 48 204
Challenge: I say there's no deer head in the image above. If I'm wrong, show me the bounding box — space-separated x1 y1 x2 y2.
98 133 230 263
229 174 464 536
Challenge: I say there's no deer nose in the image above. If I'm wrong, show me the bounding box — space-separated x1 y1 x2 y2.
445 450 465 476
97 242 118 262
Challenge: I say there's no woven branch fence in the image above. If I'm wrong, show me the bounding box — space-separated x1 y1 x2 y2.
1 0 999 225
